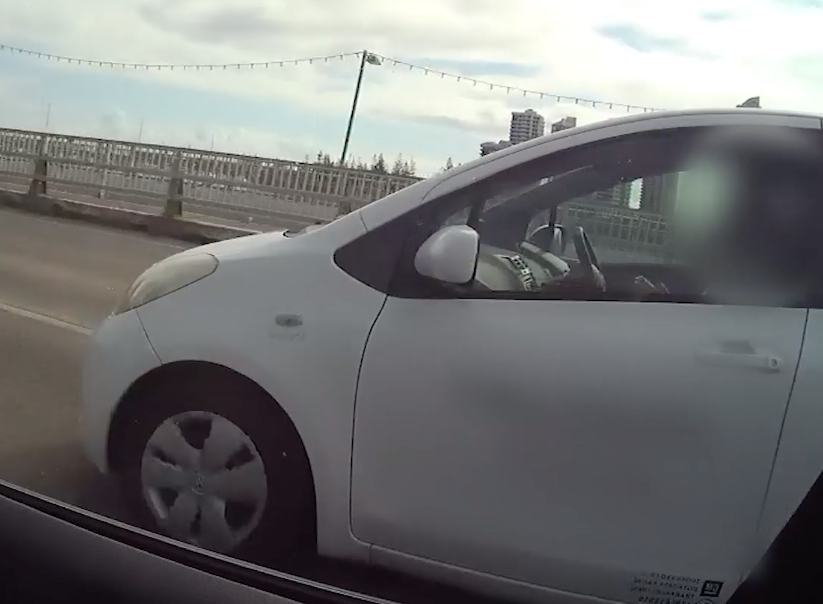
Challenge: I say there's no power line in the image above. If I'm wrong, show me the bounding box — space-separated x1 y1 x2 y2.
0 43 664 113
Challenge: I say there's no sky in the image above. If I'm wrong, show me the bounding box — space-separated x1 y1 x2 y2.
2 0 823 176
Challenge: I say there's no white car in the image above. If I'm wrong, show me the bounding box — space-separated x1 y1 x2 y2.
82 108 823 604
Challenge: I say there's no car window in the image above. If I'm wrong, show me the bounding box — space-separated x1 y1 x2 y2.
412 126 823 307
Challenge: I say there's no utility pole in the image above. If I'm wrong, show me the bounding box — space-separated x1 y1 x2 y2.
137 117 144 143
44 102 52 130
339 50 381 165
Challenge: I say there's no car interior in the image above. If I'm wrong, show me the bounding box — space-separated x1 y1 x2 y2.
454 128 823 308
460 152 703 302
0 443 822 604
0 478 392 604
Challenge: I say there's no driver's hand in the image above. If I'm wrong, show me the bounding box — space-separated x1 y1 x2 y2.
634 275 668 295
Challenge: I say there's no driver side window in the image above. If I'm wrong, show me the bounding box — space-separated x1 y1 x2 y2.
415 136 691 300
399 125 823 308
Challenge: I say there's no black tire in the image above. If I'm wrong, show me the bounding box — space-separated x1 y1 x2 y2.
116 372 316 562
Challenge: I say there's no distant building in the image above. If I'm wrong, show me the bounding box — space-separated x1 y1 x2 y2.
639 174 679 214
509 109 545 145
480 109 549 157
590 181 633 207
551 116 578 133
737 96 761 108
480 140 513 157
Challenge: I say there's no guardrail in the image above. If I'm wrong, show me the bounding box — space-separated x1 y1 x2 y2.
0 127 422 225
0 126 671 260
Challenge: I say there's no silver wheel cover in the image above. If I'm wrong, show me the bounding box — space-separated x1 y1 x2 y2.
140 410 268 552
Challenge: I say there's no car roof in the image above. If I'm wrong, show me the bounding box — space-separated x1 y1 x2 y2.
449 108 823 179
358 107 823 230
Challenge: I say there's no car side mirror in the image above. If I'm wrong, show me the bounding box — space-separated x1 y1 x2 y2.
414 225 479 285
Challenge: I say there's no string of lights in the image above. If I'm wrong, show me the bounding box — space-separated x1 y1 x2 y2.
0 44 361 70
0 44 664 113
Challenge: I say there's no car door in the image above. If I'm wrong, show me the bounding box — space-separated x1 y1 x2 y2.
349 123 812 603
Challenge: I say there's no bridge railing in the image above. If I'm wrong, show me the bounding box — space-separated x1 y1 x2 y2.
561 203 673 262
0 127 673 258
0 127 422 224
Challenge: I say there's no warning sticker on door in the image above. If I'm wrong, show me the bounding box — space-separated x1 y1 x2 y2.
629 572 704 604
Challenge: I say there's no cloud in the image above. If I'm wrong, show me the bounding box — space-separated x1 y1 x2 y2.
138 2 289 47
773 0 823 8
98 110 129 138
700 9 737 21
596 24 707 57
407 58 542 79
2 0 823 176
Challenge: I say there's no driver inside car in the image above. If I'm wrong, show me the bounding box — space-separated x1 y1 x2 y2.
522 219 665 299
676 125 823 307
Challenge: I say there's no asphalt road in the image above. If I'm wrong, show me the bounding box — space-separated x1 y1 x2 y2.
0 206 189 520
0 207 499 604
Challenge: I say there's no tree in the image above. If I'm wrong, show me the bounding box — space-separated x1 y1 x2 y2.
443 157 454 172
389 154 417 177
307 150 416 177
391 154 405 176
314 151 333 165
371 153 387 173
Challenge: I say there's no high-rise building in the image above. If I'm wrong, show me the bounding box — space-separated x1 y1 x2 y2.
737 96 761 108
509 109 545 145
590 181 632 207
551 116 577 133
480 140 513 157
639 174 679 215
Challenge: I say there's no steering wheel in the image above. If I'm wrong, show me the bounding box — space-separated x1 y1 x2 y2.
571 226 606 291
517 241 570 278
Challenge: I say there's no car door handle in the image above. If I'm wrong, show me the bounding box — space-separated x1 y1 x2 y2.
695 341 783 373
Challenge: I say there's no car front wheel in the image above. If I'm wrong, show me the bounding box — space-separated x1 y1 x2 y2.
115 371 315 561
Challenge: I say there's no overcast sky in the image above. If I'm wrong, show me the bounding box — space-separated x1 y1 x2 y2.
1 0 822 175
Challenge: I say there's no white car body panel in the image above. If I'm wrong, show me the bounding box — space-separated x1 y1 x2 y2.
82 309 161 473
352 300 806 603
82 109 823 604
135 211 382 562
755 310 823 561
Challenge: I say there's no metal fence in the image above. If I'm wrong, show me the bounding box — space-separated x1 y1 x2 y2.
0 127 422 224
0 126 672 260
560 204 672 262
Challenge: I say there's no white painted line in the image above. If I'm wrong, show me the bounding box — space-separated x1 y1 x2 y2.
0 302 92 335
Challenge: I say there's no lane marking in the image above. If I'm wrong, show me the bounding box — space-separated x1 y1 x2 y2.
0 301 93 335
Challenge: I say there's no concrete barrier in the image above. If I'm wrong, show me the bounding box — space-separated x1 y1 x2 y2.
0 188 261 245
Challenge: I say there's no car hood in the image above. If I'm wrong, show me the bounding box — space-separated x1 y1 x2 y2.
174 230 288 261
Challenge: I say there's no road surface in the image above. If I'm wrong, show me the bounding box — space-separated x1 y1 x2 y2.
0 207 499 604
0 206 189 519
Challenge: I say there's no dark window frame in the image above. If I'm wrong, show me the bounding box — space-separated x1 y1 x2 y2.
335 125 823 308
388 128 704 301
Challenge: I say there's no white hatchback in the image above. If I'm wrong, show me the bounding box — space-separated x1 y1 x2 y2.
82 108 823 604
